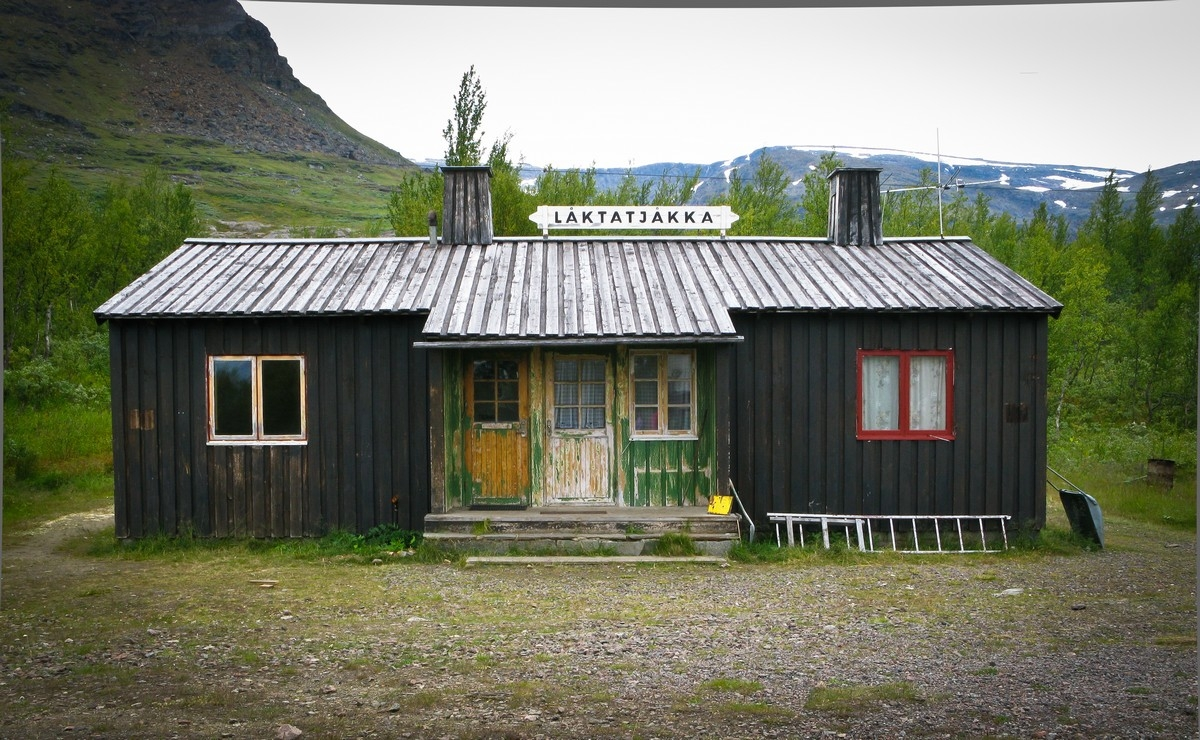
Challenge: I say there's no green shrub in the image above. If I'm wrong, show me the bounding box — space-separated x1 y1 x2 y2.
651 532 698 556
363 523 423 549
5 436 39 480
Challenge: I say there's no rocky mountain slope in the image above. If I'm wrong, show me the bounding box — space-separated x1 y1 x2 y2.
0 0 408 166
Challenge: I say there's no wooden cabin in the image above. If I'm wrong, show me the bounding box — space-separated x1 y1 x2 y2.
95 167 1061 540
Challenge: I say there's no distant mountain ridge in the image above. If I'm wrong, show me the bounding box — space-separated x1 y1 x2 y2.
2 0 1193 234
495 148 1198 233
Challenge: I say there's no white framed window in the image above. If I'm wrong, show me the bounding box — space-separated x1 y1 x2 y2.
631 350 695 437
208 355 306 443
857 349 954 441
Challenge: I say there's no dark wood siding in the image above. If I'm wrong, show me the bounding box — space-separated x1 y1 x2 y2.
108 316 431 538
729 312 1048 529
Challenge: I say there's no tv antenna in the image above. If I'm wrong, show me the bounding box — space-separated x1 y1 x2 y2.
881 130 1004 238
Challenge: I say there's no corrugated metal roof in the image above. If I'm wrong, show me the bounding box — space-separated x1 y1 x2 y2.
94 236 1062 341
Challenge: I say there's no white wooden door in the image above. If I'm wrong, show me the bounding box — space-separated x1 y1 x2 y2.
544 355 613 504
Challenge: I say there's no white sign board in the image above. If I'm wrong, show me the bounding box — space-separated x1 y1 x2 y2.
529 205 739 234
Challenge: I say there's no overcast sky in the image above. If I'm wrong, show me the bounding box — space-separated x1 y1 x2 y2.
238 1 1196 173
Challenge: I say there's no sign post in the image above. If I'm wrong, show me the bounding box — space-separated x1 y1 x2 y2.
529 205 739 236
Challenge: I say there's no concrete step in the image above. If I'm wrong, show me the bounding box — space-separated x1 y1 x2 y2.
464 555 730 567
424 505 740 537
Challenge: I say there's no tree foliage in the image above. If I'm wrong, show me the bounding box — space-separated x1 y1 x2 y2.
713 153 800 236
797 152 843 236
443 65 488 167
962 171 1198 433
3 161 197 366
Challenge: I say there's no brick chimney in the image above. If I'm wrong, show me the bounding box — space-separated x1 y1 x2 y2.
827 168 883 247
441 166 493 245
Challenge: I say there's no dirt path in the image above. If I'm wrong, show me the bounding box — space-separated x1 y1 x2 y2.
0 512 1196 739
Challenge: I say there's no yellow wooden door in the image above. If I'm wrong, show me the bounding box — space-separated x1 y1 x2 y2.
465 356 530 504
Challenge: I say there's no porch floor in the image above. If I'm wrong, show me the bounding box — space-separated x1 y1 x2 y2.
424 506 741 555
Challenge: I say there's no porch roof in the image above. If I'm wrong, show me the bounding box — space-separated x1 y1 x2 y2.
94 235 1062 339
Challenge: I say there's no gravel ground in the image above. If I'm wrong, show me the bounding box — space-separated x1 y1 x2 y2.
0 510 1195 739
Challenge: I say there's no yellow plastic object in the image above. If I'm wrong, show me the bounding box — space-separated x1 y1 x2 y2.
707 495 733 515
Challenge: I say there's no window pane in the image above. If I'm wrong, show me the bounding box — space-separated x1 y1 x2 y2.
581 360 606 382
634 407 659 431
261 359 303 436
473 360 495 380
554 360 578 382
634 380 658 406
633 355 658 379
667 380 691 405
555 382 579 406
910 356 947 430
556 407 579 430
474 402 496 423
581 382 605 405
475 381 495 401
496 402 519 422
213 359 253 436
497 360 519 380
668 407 691 432
582 407 606 429
667 353 691 380
862 355 900 431
497 380 519 401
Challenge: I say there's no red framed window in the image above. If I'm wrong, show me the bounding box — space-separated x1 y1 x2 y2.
857 350 954 441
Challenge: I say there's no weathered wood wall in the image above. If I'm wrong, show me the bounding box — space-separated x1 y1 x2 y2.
729 312 1049 528
438 345 725 509
108 316 431 538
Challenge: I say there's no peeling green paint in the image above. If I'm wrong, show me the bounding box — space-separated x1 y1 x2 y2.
615 346 717 507
441 344 717 509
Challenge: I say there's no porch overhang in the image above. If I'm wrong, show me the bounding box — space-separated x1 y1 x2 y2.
413 335 744 349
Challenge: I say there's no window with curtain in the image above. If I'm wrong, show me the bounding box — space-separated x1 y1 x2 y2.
209 355 306 443
631 350 695 437
553 357 607 431
857 350 953 440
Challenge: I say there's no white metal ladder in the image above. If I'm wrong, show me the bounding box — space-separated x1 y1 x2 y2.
768 513 1011 553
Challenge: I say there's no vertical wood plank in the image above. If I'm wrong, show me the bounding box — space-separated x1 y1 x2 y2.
337 322 357 530
191 324 210 535
318 318 341 531
355 320 375 531
157 323 177 534
108 324 130 538
123 325 144 537
427 347 446 519
139 324 160 534
171 322 192 533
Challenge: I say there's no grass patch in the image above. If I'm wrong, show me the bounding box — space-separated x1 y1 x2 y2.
1152 634 1197 648
714 701 795 721
1050 424 1196 530
804 681 924 716
4 401 115 533
650 532 699 556
78 525 439 565
700 677 763 695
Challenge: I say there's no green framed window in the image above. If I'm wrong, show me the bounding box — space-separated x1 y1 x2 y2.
631 351 695 437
